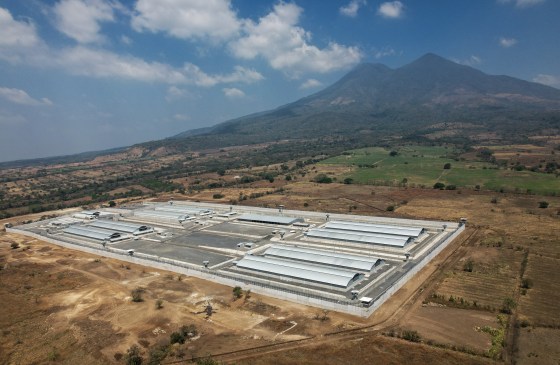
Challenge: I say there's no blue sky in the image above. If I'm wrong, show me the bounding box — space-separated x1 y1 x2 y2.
0 0 559 162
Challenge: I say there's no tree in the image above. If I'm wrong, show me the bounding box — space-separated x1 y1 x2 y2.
170 331 186 344
233 286 243 299
521 278 533 289
313 174 332 184
389 150 398 157
125 345 143 365
538 201 549 208
10 242 19 249
443 163 452 169
155 299 163 309
433 182 445 189
285 174 292 181
108 200 116 207
501 297 517 314
343 177 353 184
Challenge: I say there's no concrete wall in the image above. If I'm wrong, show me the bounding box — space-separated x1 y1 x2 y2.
7 224 464 317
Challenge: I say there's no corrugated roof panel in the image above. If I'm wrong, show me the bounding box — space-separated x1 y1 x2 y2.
326 221 424 237
236 255 359 287
89 220 151 234
64 226 113 241
265 245 379 271
134 210 189 220
306 228 410 247
237 214 303 225
155 206 211 215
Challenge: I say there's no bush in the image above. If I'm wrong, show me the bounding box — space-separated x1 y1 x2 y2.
538 201 549 208
125 345 143 365
108 200 116 207
389 150 398 156
313 174 332 184
386 205 395 212
131 288 144 303
445 185 456 190
10 242 19 249
170 331 186 344
501 297 517 314
433 182 445 189
463 258 474 272
212 193 224 199
401 330 421 342
443 163 452 169
233 286 243 299
343 177 353 184
155 299 163 309
521 278 533 289
491 197 498 204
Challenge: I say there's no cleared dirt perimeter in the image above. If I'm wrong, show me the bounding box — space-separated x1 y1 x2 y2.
1 186 559 364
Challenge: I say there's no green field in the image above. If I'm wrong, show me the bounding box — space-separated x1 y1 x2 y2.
321 146 559 195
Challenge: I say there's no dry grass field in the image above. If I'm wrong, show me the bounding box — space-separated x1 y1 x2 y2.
1 166 559 364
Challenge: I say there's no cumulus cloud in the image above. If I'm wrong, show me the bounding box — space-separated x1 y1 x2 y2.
499 37 517 48
378 1 404 18
0 87 53 106
0 7 44 63
131 0 240 42
300 79 323 89
222 87 245 98
498 0 546 8
230 2 362 77
533 74 560 88
120 35 132 45
53 0 117 44
340 0 366 17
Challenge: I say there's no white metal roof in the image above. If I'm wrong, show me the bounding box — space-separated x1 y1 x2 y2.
89 220 151 234
64 226 119 241
134 210 189 221
326 221 424 237
306 228 410 247
264 245 381 271
155 206 211 215
236 255 360 287
237 214 303 225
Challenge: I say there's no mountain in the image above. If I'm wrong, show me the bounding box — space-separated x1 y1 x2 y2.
171 53 560 145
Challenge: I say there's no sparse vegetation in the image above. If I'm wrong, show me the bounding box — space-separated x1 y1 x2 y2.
125 345 143 365
155 299 163 309
538 201 549 208
131 288 144 303
232 286 243 299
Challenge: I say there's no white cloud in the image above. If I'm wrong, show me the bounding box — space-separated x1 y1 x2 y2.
222 87 245 98
453 55 482 66
165 86 186 102
120 35 132 45
230 2 362 77
131 0 240 42
300 79 323 89
498 0 546 8
378 1 404 18
533 74 560 88
499 37 517 48
374 47 396 59
0 7 42 63
182 64 263 87
0 87 53 106
53 0 117 44
340 0 366 17
0 111 27 126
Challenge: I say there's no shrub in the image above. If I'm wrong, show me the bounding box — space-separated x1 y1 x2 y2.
463 258 474 272
538 201 549 208
212 193 224 199
389 150 398 156
386 205 395 212
443 163 452 169
433 182 445 189
445 185 456 190
155 299 163 309
10 242 19 249
233 286 243 299
131 288 144 303
521 278 533 289
125 345 143 365
401 330 421 342
343 177 353 184
170 331 186 344
501 297 516 314
313 174 332 184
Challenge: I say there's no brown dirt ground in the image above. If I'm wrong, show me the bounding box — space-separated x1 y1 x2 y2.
515 327 560 365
